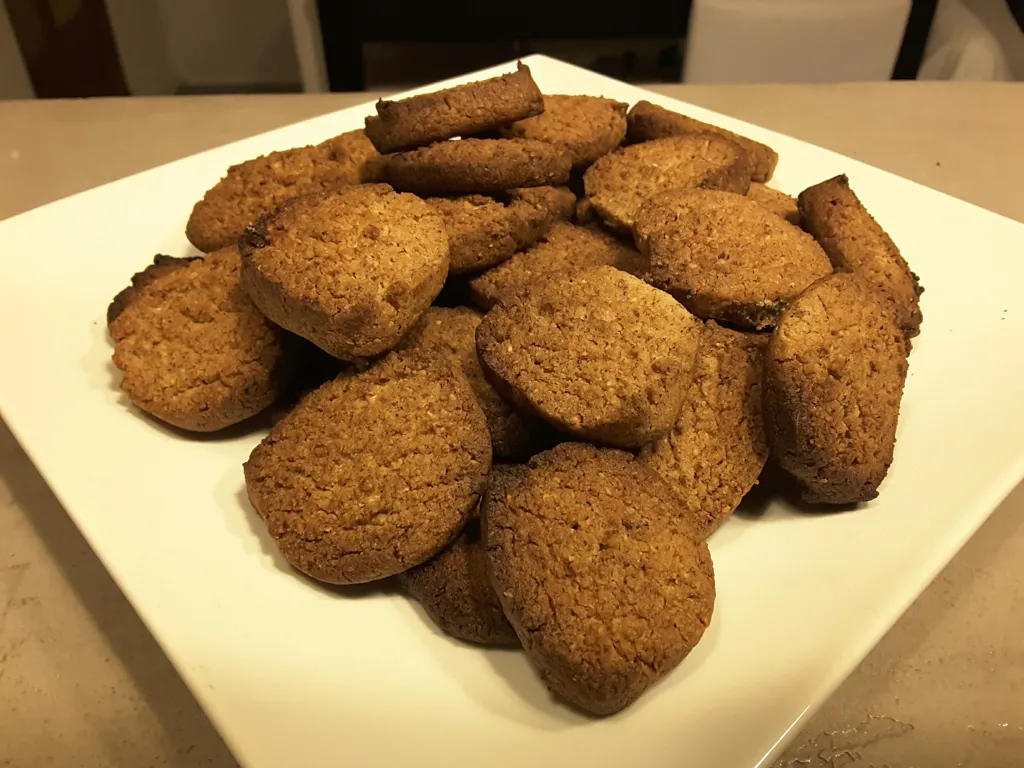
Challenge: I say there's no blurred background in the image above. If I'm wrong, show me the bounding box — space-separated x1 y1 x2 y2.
1 0 1022 99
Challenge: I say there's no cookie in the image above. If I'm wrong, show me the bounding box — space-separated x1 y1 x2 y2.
185 130 380 252
640 322 769 537
109 245 287 432
508 185 577 221
582 134 751 232
244 351 492 584
746 182 800 226
763 274 909 504
468 222 647 311
573 197 599 225
483 442 715 715
634 188 832 329
476 266 702 448
385 139 572 195
497 95 628 168
397 307 532 460
240 184 448 360
364 62 543 153
627 100 778 183
426 192 552 275
399 467 518 646
107 254 201 326
798 174 923 337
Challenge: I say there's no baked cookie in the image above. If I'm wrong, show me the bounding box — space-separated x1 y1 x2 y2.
185 130 380 252
746 182 800 226
640 322 769 537
426 193 551 275
399 467 518 646
107 254 200 326
240 184 448 360
476 266 702 448
763 274 909 504
798 174 923 337
573 197 599 225
634 188 832 329
385 139 572 195
483 442 715 715
582 134 751 232
627 100 778 183
498 94 628 168
109 245 287 432
244 352 492 584
468 222 647 311
397 307 532 460
508 185 577 221
364 62 543 153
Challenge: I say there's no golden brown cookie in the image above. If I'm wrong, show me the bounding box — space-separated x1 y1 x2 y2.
109 245 287 432
483 442 715 715
498 94 628 168
746 182 800 225
385 139 572 195
107 254 201 326
508 185 577 221
798 174 923 337
476 266 702 448
634 188 832 329
627 100 778 183
185 130 380 252
364 62 543 153
397 307 532 460
240 184 448 360
468 222 647 311
244 352 492 584
582 134 751 232
763 274 909 504
640 322 769 537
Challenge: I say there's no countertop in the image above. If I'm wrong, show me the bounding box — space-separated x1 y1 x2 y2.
1 82 1022 768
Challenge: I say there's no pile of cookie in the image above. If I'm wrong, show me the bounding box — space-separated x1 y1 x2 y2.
106 63 922 716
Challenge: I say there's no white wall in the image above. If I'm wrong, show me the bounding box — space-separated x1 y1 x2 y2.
0 3 33 99
963 0 1024 78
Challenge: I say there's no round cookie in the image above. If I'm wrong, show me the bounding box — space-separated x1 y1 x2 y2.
483 442 715 716
240 184 448 360
107 254 200 326
582 134 752 232
763 274 910 504
426 193 552 274
634 188 833 329
186 130 380 253
476 266 702 448
498 94 628 168
469 222 647 311
385 139 572 195
627 100 778 183
397 307 533 460
244 352 492 584
109 245 288 432
746 182 800 226
364 62 543 153
508 185 577 221
640 322 769 537
399 467 518 647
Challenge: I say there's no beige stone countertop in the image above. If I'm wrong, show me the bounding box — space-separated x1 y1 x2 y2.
1 82 1022 768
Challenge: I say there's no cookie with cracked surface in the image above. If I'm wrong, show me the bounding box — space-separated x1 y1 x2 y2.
399 466 518 646
185 130 380 253
244 351 492 584
640 322 769 537
763 274 909 504
627 100 778 183
385 139 572 195
746 182 800 226
397 307 532 460
109 245 287 432
634 188 832 329
364 62 543 153
476 266 702 448
483 442 715 715
582 134 751 232
468 222 646 311
498 94 628 168
240 184 448 360
798 174 923 337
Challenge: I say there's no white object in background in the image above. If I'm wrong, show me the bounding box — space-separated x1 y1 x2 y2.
286 0 330 92
919 0 1012 80
684 0 912 82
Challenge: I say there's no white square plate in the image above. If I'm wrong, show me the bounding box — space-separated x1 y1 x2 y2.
1 56 1022 768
